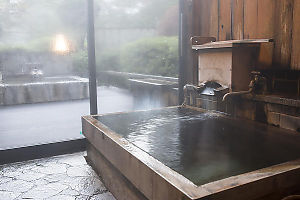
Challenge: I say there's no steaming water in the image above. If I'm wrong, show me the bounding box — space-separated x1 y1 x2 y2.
95 107 300 185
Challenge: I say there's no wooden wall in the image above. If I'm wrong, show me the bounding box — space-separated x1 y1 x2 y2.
192 0 300 70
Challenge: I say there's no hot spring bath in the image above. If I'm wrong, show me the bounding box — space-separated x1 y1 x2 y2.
82 106 300 200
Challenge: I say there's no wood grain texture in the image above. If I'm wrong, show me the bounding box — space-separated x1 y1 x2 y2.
209 0 219 39
257 0 275 39
244 0 258 39
291 0 300 70
232 0 244 40
273 0 294 68
193 0 218 38
191 0 300 70
218 0 232 40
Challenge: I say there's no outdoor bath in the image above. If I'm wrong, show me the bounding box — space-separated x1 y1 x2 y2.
82 106 300 200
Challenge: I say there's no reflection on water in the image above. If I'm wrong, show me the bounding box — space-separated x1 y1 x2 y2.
95 107 300 185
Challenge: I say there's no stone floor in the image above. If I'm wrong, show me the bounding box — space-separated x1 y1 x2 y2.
0 152 116 200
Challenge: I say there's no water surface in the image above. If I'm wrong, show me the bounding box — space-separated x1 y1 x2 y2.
95 107 300 185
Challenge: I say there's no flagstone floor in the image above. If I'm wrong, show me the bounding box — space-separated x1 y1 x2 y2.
0 152 115 200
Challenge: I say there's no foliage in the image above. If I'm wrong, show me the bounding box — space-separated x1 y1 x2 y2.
97 36 178 77
0 37 53 52
71 50 88 77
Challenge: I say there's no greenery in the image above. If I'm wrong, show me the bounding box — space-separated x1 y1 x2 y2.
72 36 178 77
97 36 178 77
71 50 88 77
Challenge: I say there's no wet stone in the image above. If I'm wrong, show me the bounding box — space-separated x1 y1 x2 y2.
67 165 93 177
31 162 68 174
90 192 116 200
21 182 69 199
15 170 46 181
0 179 34 193
0 176 12 184
47 194 76 200
58 154 87 166
69 177 107 196
0 190 21 199
0 152 115 200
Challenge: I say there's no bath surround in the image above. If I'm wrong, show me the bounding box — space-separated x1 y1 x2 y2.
82 106 300 200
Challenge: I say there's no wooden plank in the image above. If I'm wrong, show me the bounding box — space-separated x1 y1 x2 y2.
256 0 275 69
232 0 244 40
257 0 275 38
209 0 219 39
273 0 294 69
192 0 202 36
291 0 300 70
193 0 218 39
218 0 232 40
244 0 258 39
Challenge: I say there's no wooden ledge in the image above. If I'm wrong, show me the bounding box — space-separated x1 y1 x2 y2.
192 39 273 50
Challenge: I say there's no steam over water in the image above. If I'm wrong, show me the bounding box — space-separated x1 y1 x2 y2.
96 107 300 185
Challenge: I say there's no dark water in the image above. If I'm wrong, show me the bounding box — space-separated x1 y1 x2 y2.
95 107 300 185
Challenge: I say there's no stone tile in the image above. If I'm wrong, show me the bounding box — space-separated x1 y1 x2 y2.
0 190 21 199
69 177 107 196
31 162 68 175
57 154 87 167
15 170 46 181
47 194 76 200
21 182 69 199
90 192 116 200
0 176 12 185
0 152 114 200
33 178 49 186
0 179 34 193
44 173 72 184
67 166 92 177
75 195 90 200
60 187 80 196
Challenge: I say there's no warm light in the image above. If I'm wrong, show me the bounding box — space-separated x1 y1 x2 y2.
53 34 69 53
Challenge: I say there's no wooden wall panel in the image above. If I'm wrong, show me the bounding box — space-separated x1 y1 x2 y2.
244 0 258 39
218 0 232 40
257 0 275 69
192 0 218 38
273 0 294 68
209 0 219 39
291 0 300 70
232 0 244 40
257 0 275 38
192 0 203 36
190 0 300 70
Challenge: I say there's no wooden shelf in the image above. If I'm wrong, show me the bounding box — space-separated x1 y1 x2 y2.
192 39 273 50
